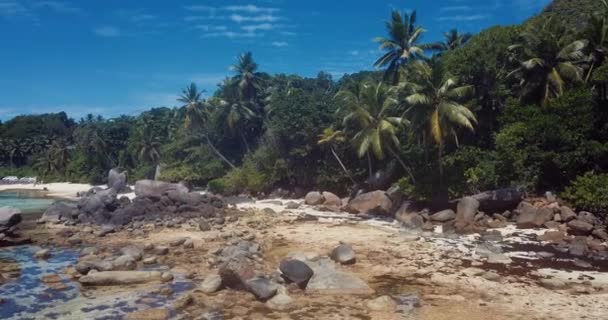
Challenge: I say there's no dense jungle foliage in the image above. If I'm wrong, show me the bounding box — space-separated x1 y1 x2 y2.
1 0 608 211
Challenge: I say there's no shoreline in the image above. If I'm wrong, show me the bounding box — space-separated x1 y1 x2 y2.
0 183 99 201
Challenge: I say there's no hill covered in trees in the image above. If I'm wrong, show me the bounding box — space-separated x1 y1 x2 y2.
2 0 608 212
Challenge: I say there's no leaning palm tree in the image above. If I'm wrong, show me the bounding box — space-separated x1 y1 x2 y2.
432 28 473 52
401 60 477 182
231 52 263 104
508 17 588 107
318 127 357 185
374 10 430 84
178 83 236 169
336 81 414 181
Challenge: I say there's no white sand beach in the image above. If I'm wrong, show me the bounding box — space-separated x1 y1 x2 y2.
0 182 99 199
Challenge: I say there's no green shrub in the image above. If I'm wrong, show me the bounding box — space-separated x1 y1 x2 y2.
207 178 227 194
562 172 608 214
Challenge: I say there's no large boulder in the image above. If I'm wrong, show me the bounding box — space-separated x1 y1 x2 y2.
469 188 522 213
108 168 128 193
455 197 480 223
79 271 162 286
430 209 456 222
167 190 203 206
567 219 594 235
40 201 77 223
305 192 324 205
134 180 189 199
395 201 425 229
330 244 356 265
322 192 342 207
305 258 373 295
245 277 278 301
516 203 553 229
345 191 392 216
0 207 22 229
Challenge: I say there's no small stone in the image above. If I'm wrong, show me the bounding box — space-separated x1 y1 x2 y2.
34 249 50 259
285 201 301 209
143 256 157 265
242 233 255 241
540 278 567 290
68 236 82 245
267 292 294 310
159 287 173 296
482 271 501 282
199 220 211 231
246 277 277 301
366 295 397 312
170 237 187 247
183 238 194 249
153 246 169 255
161 272 174 282
173 293 193 310
330 244 356 265
200 273 223 293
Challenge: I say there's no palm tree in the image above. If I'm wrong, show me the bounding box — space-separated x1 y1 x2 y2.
231 52 263 104
374 10 430 84
401 60 477 186
137 118 162 180
317 127 357 185
583 0 608 82
508 17 588 106
432 28 473 52
178 83 236 169
35 139 70 177
216 79 256 153
336 81 414 181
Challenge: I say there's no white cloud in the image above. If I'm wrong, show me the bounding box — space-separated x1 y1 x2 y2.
437 14 489 21
230 14 281 23
242 23 274 32
195 24 227 32
271 41 288 47
202 31 259 38
33 1 84 15
223 5 279 13
350 50 360 56
93 26 121 37
440 5 471 12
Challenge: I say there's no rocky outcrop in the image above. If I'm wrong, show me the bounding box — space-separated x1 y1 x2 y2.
134 180 189 199
39 201 77 223
304 192 324 205
108 168 128 193
469 188 522 212
515 203 552 229
0 207 21 230
279 259 314 287
345 191 392 216
322 192 341 207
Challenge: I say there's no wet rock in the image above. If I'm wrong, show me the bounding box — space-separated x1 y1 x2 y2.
279 259 314 286
285 201 301 209
246 277 278 301
482 271 501 282
568 242 588 257
67 235 82 245
125 308 169 320
578 211 598 225
305 192 324 205
480 230 503 242
40 202 76 223
330 244 356 265
34 249 50 259
161 272 174 282
143 256 157 265
366 295 397 312
173 293 193 310
219 256 256 290
573 258 593 268
121 246 144 261
430 209 456 222
567 220 594 236
396 210 424 229
592 228 608 240
41 273 62 283
267 291 294 310
80 271 162 286
322 192 342 207
538 230 566 242
201 273 223 293
455 197 479 223
345 191 392 216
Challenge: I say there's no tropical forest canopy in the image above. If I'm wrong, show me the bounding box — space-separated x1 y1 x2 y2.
1 0 608 211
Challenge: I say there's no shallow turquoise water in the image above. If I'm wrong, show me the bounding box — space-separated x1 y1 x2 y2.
0 191 54 213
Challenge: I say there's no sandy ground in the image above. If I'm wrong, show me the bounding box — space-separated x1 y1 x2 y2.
0 183 97 199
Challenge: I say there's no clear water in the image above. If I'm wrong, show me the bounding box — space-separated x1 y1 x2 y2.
0 245 194 319
0 191 54 213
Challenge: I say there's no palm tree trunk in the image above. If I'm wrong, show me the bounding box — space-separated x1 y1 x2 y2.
239 129 251 154
585 60 596 83
388 147 416 183
203 133 236 169
367 151 373 182
330 146 357 185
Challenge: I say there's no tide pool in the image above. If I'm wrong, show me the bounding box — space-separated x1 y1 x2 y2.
0 191 54 213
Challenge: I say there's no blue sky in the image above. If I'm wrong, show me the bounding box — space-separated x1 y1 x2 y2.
0 0 551 120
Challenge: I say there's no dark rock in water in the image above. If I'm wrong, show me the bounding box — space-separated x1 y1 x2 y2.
430 209 456 222
455 197 479 223
469 188 522 212
246 277 278 301
40 201 77 223
330 244 356 265
279 259 314 286
305 192 324 205
0 207 22 229
345 191 392 216
108 168 128 193
567 219 594 235
134 180 189 199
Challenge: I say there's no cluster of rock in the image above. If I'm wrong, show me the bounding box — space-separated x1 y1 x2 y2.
0 206 29 247
41 169 225 228
304 190 394 215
